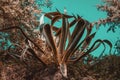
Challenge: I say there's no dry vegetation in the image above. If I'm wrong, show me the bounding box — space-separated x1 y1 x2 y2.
0 0 42 49
0 0 120 80
89 54 120 80
95 0 120 32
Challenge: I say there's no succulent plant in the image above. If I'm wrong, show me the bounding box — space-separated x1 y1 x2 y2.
42 11 112 77
0 5 112 78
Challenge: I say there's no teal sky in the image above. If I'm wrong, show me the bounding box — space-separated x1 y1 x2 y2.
42 0 106 22
0 0 119 57
40 0 120 56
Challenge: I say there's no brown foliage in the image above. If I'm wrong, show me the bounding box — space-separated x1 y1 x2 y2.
90 54 120 80
0 9 112 78
0 0 41 44
0 0 113 79
94 0 120 32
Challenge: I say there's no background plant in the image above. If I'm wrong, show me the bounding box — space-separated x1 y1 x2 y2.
95 0 120 32
0 0 53 50
0 0 115 79
90 54 120 80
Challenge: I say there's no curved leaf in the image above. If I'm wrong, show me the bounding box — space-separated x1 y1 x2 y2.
51 15 62 25
67 19 85 48
45 12 61 16
74 39 107 63
103 40 112 53
63 20 86 62
0 26 45 55
43 24 57 58
44 13 52 19
63 14 74 18
58 17 67 54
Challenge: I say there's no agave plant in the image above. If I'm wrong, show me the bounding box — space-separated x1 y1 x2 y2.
42 11 112 77
0 10 112 78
